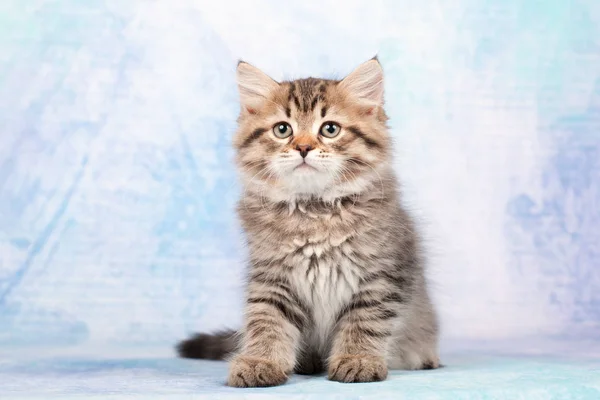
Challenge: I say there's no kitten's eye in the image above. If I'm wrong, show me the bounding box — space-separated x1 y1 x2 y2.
320 122 341 138
273 122 293 139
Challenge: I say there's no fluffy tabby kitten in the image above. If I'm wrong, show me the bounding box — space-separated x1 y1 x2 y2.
177 58 440 387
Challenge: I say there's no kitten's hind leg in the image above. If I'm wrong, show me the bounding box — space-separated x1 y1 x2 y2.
421 359 441 370
387 331 440 371
387 294 441 371
387 351 440 370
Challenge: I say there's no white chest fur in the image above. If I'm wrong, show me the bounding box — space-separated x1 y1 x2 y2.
284 230 363 351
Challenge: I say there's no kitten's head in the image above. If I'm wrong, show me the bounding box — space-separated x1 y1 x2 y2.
233 58 391 202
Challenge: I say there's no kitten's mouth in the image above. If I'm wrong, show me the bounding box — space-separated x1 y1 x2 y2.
294 161 317 171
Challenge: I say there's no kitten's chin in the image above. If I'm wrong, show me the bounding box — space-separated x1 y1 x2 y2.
242 166 387 204
286 172 331 195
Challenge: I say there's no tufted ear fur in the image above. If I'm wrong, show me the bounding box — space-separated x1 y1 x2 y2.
236 61 279 114
339 57 384 108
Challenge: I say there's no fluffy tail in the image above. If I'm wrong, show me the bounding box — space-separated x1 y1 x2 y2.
176 329 238 360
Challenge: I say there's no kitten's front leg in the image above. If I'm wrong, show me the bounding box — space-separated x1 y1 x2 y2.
228 276 309 388
328 279 403 383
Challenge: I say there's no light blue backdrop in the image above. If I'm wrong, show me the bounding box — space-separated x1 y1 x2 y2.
1 0 599 349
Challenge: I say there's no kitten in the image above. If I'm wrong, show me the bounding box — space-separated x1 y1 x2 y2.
177 58 440 387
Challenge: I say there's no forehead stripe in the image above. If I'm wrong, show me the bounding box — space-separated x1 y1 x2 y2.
310 97 319 112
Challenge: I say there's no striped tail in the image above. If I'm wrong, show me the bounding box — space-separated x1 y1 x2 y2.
176 329 238 360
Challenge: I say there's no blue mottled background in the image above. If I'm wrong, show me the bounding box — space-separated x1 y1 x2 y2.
1 0 599 351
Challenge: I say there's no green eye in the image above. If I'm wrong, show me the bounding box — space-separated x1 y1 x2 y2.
273 122 293 138
320 122 341 138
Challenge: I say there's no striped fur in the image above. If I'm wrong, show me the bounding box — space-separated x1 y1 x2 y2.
177 58 440 387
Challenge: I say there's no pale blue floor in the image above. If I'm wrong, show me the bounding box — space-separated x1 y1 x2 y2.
2 342 599 399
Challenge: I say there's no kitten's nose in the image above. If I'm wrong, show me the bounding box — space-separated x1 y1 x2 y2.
296 144 313 158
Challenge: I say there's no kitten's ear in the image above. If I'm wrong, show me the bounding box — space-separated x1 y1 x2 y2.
236 61 279 114
339 57 384 108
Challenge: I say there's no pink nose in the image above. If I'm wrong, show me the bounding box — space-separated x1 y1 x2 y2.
295 144 313 158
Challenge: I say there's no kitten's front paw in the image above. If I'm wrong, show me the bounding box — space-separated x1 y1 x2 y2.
328 354 388 383
227 355 289 387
